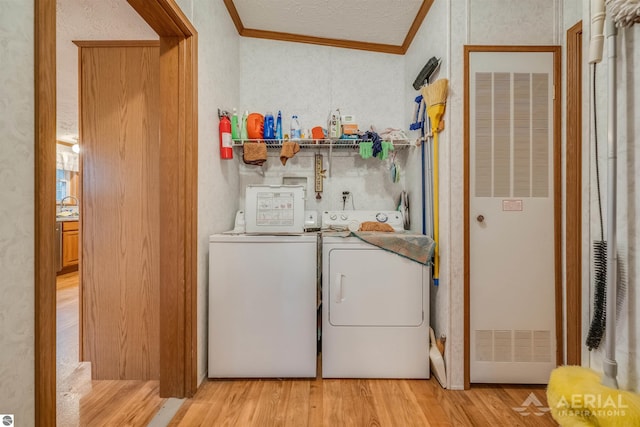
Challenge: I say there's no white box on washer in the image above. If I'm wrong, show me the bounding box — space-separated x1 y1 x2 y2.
245 185 305 234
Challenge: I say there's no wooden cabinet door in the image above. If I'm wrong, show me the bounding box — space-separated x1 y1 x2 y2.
62 230 79 267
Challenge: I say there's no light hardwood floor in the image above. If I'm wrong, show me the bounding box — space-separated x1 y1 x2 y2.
56 272 165 426
59 271 557 426
169 367 558 426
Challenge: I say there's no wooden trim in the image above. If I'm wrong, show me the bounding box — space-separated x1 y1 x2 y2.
401 0 434 53
463 45 563 388
223 0 432 55
566 22 583 366
36 0 198 423
35 0 57 424
184 33 199 396
240 28 405 55
222 0 244 34
463 46 471 390
73 40 160 47
552 46 563 368
128 0 198 398
127 0 196 37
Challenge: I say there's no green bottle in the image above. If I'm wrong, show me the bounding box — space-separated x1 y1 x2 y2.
231 108 239 140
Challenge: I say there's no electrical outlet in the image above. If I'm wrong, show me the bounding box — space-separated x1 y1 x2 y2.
341 191 351 209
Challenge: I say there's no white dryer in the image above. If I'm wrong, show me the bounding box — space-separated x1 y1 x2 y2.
321 211 430 378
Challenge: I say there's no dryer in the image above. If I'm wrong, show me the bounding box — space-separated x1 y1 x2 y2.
321 211 430 378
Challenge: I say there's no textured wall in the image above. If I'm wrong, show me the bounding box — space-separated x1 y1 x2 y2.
0 1 35 424
237 38 407 212
584 5 640 391
403 0 450 386
404 0 563 390
174 0 242 384
56 0 156 139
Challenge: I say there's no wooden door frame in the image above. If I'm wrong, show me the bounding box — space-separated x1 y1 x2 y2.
463 45 562 389
566 21 583 366
35 0 198 424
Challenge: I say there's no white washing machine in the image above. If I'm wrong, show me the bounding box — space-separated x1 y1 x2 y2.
321 211 430 378
208 233 318 378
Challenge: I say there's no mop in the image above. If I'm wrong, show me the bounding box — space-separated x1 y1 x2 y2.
547 2 640 425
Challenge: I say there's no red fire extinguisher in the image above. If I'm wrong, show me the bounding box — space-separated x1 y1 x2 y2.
219 110 233 159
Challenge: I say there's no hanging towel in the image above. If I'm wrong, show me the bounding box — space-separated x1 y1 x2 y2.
243 142 267 166
279 141 300 165
376 141 394 160
359 141 373 159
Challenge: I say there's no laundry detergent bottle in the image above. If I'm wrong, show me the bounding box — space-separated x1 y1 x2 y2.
290 115 301 140
264 112 275 140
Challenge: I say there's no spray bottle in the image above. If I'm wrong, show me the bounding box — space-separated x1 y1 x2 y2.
275 110 283 140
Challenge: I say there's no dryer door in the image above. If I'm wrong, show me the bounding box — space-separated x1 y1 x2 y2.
327 247 424 326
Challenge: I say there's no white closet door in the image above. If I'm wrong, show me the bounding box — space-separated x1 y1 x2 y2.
469 51 556 384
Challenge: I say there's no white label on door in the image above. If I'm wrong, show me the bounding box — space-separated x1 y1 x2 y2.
502 200 523 211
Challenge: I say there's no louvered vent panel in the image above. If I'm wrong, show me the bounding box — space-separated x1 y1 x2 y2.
493 73 511 197
493 330 512 362
532 73 549 197
514 330 533 362
475 330 493 361
475 72 492 197
513 73 531 197
533 330 552 362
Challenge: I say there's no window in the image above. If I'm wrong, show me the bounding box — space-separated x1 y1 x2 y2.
56 169 79 203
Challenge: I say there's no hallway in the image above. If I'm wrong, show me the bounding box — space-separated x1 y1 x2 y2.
56 272 165 426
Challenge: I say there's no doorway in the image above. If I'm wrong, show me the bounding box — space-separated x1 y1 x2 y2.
463 46 562 387
35 0 198 424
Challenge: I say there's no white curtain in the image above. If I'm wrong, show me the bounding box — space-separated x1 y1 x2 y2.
56 151 79 172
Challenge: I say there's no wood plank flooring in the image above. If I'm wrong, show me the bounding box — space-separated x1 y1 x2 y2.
59 271 558 426
169 371 558 426
56 272 165 426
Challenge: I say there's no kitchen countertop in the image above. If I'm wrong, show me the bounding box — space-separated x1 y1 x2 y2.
56 216 79 222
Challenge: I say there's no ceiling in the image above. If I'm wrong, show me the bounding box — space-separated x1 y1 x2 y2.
223 0 433 55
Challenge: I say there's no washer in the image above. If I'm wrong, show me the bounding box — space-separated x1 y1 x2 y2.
321 211 430 378
208 233 317 378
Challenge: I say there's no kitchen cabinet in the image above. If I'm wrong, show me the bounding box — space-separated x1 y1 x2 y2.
62 220 79 268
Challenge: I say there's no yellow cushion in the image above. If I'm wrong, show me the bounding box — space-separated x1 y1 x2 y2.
547 366 640 426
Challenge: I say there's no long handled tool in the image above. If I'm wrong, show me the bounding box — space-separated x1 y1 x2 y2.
422 79 448 286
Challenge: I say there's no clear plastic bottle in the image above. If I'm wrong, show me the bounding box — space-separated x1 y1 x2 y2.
290 115 301 140
240 110 249 140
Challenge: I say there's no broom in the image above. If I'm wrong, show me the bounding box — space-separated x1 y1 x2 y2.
421 79 449 286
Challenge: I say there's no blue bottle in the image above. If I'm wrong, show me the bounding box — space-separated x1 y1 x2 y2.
264 112 275 140
275 111 283 140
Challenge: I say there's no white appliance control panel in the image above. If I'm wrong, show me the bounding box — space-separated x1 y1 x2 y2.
321 210 404 232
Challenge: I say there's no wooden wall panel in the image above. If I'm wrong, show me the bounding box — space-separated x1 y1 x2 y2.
80 43 161 380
